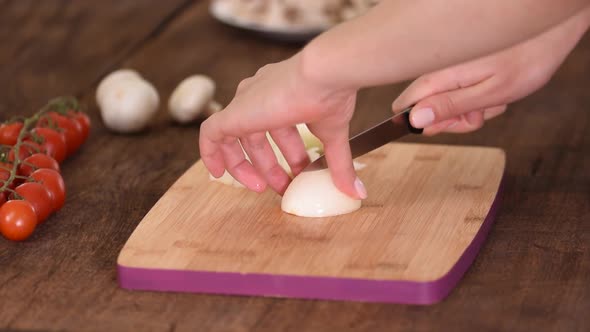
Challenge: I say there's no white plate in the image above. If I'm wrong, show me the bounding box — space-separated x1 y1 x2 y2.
209 3 326 43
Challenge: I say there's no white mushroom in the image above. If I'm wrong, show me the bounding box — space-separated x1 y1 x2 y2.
96 70 160 133
168 75 221 124
96 69 141 102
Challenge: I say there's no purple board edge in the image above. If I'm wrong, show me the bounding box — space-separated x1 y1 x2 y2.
117 176 505 305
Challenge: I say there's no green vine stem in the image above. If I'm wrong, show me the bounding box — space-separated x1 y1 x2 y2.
0 96 81 195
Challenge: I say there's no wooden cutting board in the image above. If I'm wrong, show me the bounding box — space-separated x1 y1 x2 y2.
117 143 505 304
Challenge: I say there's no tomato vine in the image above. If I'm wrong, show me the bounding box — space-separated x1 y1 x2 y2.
0 96 89 241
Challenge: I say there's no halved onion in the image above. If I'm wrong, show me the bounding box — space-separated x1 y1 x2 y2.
208 125 364 218
281 168 362 218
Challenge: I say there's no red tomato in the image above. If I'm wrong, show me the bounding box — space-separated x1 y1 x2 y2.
19 153 60 177
0 162 16 190
30 169 65 211
30 127 67 163
0 192 6 205
0 122 24 146
8 141 43 162
0 163 10 186
0 162 11 172
38 112 83 156
0 162 12 176
13 182 53 223
0 200 37 241
68 111 91 142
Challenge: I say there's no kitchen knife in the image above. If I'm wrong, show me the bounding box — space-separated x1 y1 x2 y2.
302 107 422 172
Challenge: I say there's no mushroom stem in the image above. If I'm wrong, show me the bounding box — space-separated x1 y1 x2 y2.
204 100 223 117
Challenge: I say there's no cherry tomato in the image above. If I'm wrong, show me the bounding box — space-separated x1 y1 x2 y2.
0 162 11 171
0 172 7 188
30 169 65 211
0 192 6 205
0 162 13 189
68 111 91 142
0 122 24 146
19 153 60 177
38 112 83 156
29 127 67 163
0 200 37 241
8 141 43 162
13 182 53 223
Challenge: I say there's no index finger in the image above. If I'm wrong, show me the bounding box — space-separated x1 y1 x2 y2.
199 116 225 178
319 127 365 200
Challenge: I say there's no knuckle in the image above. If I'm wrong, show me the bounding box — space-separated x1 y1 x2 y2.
495 74 520 101
522 68 552 92
255 64 271 76
206 110 221 123
237 78 252 91
271 127 296 140
246 134 267 150
416 74 439 97
222 136 235 144
289 157 310 173
477 78 512 106
433 94 458 121
199 118 213 136
200 113 223 140
424 68 458 92
267 164 286 178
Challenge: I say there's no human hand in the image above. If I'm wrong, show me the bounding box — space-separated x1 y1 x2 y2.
392 10 589 135
199 53 366 199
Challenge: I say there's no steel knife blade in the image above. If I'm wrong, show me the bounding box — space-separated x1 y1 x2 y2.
302 107 422 172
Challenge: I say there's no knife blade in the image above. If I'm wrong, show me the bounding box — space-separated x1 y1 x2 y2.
302 107 422 172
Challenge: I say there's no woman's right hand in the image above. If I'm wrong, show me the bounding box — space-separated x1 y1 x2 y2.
393 7 590 135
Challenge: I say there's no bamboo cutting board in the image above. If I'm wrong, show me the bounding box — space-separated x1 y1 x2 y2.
117 143 505 304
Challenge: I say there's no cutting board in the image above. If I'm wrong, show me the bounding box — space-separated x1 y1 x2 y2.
117 143 505 304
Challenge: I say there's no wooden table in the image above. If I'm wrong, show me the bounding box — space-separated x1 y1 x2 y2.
1 1 588 331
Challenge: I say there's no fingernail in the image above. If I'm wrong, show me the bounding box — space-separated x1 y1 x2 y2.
354 177 368 199
411 108 435 128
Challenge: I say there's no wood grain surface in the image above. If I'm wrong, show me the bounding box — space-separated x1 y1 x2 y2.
119 143 504 282
0 1 588 331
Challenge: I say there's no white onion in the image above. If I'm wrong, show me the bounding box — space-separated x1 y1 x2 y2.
281 168 362 218
209 170 245 188
296 123 322 151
